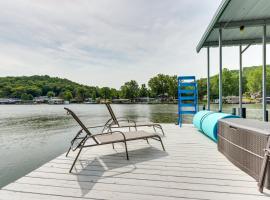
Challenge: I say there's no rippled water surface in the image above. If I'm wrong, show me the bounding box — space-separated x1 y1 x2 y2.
0 103 266 188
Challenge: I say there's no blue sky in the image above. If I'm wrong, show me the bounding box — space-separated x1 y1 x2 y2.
0 0 267 88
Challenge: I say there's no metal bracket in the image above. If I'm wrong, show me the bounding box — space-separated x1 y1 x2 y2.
241 44 252 54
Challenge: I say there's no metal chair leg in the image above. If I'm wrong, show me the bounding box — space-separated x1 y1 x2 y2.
112 143 115 149
69 147 83 173
146 138 149 144
66 146 72 157
158 136 165 151
159 125 165 136
124 141 129 160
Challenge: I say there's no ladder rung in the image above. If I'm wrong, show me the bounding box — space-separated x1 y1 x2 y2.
179 90 196 94
180 96 195 100
180 111 197 114
179 82 196 87
178 76 195 80
179 103 196 107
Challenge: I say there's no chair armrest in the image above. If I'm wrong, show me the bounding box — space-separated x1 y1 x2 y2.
116 118 137 126
91 131 127 141
86 125 109 129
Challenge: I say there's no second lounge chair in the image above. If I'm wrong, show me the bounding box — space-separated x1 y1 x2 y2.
104 103 165 136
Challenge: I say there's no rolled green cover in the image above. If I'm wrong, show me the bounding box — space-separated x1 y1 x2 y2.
201 112 239 142
193 110 213 131
193 111 239 142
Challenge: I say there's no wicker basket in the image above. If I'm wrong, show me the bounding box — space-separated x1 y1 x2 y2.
218 118 270 189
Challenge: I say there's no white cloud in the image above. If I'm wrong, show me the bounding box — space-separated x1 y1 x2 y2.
2 0 261 89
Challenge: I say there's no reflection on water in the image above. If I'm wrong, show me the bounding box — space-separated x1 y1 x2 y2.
0 103 267 188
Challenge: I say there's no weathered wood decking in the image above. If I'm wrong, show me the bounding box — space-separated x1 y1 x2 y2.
0 124 269 200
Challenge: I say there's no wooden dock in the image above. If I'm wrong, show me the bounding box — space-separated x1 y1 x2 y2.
0 124 269 200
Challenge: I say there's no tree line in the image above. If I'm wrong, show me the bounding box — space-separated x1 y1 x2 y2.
0 65 268 102
0 74 177 102
197 65 270 101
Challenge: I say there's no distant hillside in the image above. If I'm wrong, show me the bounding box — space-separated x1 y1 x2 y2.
197 65 270 100
0 65 269 102
0 75 99 101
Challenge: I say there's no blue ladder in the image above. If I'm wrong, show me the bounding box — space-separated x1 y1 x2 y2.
177 76 198 127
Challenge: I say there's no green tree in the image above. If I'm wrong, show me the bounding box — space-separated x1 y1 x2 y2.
222 68 238 96
168 75 178 99
47 91 55 98
21 93 33 101
74 87 87 102
120 80 139 100
139 84 148 97
110 88 120 99
148 74 171 97
197 78 207 101
60 90 73 101
246 67 262 95
100 87 112 100
11 86 26 98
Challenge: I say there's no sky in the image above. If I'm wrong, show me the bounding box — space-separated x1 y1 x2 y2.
0 0 268 89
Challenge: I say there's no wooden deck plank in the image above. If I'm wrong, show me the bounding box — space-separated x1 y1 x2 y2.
1 124 269 200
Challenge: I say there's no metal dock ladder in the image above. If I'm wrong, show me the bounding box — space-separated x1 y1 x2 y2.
177 76 198 127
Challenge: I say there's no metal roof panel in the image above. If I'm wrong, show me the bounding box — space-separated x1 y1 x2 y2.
197 0 270 52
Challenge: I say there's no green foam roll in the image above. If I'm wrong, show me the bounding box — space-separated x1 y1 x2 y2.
193 110 213 131
201 112 239 142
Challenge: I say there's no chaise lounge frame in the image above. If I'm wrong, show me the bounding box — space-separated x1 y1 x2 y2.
64 107 165 173
104 103 165 136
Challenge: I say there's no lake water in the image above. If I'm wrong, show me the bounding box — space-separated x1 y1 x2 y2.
0 103 267 188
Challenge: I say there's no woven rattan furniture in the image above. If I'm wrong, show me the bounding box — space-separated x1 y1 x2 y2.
218 118 270 191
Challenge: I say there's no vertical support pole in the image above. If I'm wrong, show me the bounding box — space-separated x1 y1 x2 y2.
239 44 243 117
207 47 210 111
219 28 223 112
263 25 267 121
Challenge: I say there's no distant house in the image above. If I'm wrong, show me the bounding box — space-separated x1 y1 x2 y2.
84 98 96 104
225 96 239 104
111 99 130 104
34 96 49 104
48 97 64 104
157 93 170 102
0 98 21 104
100 99 111 104
135 97 155 103
250 92 261 99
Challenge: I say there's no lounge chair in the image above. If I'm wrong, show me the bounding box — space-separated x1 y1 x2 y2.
104 103 165 136
64 107 165 173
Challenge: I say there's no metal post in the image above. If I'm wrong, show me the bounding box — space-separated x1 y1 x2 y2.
219 28 223 112
239 44 243 117
207 47 210 110
263 25 267 121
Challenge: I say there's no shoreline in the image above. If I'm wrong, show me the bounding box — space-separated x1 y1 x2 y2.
0 102 263 105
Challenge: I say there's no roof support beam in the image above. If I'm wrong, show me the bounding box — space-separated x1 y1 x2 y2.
207 47 210 111
239 44 243 117
204 38 270 47
262 25 267 121
238 44 251 117
214 18 270 29
241 44 251 54
219 28 223 112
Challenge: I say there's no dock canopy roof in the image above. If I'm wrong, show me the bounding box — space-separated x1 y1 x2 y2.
196 0 270 52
